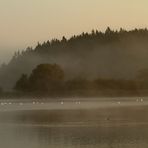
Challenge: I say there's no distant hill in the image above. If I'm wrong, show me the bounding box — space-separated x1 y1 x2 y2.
1 27 148 90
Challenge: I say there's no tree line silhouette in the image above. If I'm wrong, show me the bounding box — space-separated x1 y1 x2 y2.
13 63 148 96
12 27 148 59
1 27 148 93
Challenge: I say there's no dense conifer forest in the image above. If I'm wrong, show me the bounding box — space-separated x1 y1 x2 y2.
1 28 148 96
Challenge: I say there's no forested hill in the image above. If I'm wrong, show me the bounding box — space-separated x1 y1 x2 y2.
1 27 148 90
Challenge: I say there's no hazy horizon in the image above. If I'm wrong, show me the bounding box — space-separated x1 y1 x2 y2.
0 0 148 63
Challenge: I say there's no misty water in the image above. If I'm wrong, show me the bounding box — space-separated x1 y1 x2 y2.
0 97 148 148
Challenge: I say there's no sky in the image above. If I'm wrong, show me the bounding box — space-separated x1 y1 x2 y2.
0 0 148 63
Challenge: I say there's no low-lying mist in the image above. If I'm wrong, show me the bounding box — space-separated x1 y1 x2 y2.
1 28 148 91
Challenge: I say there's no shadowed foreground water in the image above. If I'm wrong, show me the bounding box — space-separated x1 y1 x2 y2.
0 98 148 148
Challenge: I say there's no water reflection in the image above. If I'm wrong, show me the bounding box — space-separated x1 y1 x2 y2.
1 124 148 148
0 99 148 148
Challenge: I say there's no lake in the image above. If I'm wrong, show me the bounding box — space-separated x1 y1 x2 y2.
0 97 148 148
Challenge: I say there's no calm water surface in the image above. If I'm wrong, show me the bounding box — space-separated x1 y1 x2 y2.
0 97 148 148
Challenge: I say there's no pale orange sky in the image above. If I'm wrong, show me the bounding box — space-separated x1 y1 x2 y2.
0 0 148 63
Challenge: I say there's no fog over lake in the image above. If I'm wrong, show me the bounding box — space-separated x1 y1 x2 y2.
0 97 148 148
